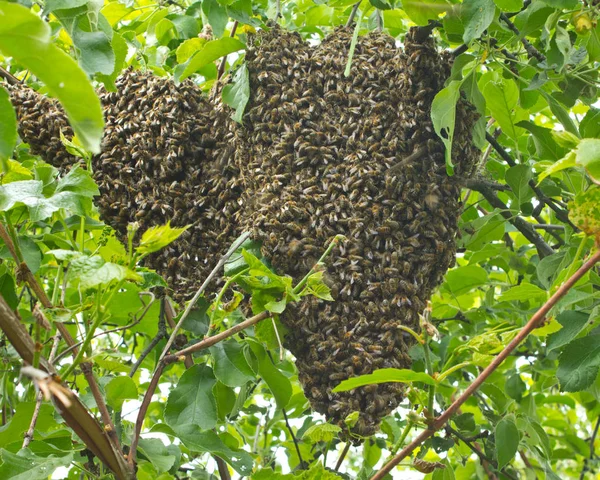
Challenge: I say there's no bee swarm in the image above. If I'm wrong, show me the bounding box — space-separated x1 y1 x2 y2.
8 26 478 438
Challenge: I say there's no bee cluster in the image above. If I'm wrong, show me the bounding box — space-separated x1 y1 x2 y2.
7 25 478 437
231 26 478 436
8 72 243 298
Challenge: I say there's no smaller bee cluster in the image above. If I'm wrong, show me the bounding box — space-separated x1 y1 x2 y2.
230 26 478 436
8 72 243 300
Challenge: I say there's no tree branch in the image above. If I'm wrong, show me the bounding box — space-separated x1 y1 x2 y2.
0 66 21 85
499 14 545 62
474 184 554 258
345 1 361 27
217 21 239 81
485 132 575 230
335 442 351 471
370 249 600 480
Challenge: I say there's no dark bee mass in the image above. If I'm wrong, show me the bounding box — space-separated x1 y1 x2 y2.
7 25 478 438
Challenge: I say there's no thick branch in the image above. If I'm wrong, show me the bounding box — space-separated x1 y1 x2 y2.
0 66 20 85
345 1 361 27
371 249 600 480
475 185 554 258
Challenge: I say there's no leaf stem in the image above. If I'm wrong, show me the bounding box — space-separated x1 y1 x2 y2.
293 235 344 295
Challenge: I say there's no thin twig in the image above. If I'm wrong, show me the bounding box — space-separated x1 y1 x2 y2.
446 426 517 480
580 416 600 479
370 249 600 480
158 232 250 361
23 333 61 448
53 293 153 365
283 408 306 468
129 297 167 377
217 21 239 81
215 456 232 480
345 1 361 27
335 442 351 471
533 224 565 231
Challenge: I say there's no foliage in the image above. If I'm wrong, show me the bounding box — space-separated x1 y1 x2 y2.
0 0 600 479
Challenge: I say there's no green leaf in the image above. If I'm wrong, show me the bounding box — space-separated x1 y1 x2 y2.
213 381 236 421
505 373 526 401
462 0 495 44
547 311 589 352
0 1 104 153
137 438 176 474
165 365 218 430
178 37 245 81
97 32 128 90
247 340 292 409
454 413 476 432
68 255 140 289
57 166 99 197
173 425 253 475
0 180 95 222
43 0 88 14
302 423 341 443
495 415 519 468
493 0 523 11
505 164 533 204
105 376 138 410
71 27 115 76
540 91 580 137
176 37 207 64
580 107 600 138
575 139 600 183
557 335 600 391
517 121 565 161
332 368 436 393
431 80 462 175
222 64 250 124
137 222 190 255
202 0 228 37
537 152 576 184
0 86 17 162
0 449 74 480
483 78 521 142
402 0 448 26
0 273 18 309
498 282 547 302
444 265 488 296
210 340 256 387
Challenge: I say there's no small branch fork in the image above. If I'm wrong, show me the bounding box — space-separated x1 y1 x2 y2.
485 133 575 230
128 232 253 465
580 416 600 479
499 13 545 62
370 249 600 480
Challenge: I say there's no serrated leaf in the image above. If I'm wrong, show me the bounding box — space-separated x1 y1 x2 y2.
302 423 341 443
431 80 461 175
165 365 218 430
575 139 600 183
210 340 256 387
67 255 140 289
333 368 436 393
137 222 190 255
547 311 589 352
495 416 519 468
137 438 176 475
557 335 600 391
